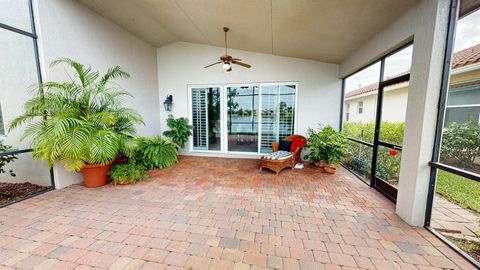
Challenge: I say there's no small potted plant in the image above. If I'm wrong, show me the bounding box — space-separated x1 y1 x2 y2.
108 162 148 185
305 125 347 174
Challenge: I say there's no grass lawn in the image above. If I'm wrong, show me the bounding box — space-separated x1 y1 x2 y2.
436 170 480 214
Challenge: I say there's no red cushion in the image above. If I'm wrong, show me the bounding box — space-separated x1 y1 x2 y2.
290 137 305 152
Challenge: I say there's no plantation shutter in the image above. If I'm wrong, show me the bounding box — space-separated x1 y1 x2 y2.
260 85 296 153
191 88 208 150
279 85 296 139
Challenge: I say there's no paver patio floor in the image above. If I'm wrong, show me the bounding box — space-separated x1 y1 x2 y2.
0 156 477 270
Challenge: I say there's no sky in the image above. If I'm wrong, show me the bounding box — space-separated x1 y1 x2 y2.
344 8 480 94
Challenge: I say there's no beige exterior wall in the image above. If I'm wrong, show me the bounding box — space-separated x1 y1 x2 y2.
345 85 409 124
344 66 480 125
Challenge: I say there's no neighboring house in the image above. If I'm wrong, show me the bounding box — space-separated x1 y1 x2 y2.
345 44 480 126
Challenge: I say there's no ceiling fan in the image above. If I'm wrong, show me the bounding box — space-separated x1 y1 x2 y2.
204 27 252 72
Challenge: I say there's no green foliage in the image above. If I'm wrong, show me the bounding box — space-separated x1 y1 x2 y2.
305 125 347 166
343 122 405 182
162 115 193 148
436 170 480 214
9 58 144 172
343 121 405 145
135 136 178 169
0 141 17 177
441 119 480 169
108 162 148 185
343 140 371 177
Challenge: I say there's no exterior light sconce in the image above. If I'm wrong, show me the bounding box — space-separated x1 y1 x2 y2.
163 95 173 111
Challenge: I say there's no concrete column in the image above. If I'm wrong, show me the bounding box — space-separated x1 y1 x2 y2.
396 0 451 226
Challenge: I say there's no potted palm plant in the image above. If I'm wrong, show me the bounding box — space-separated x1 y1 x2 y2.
9 58 143 188
305 125 347 174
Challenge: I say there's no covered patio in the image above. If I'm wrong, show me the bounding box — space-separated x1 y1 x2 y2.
0 157 475 269
1 0 480 268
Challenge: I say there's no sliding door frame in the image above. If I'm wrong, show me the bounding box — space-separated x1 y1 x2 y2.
188 82 298 155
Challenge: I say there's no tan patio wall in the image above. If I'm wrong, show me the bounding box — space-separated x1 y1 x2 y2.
157 42 341 158
34 0 161 188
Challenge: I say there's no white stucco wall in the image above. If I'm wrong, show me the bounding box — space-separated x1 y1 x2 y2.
34 0 161 188
157 42 341 157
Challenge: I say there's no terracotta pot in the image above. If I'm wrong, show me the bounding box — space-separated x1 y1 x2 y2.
116 179 130 185
324 165 337 174
81 163 112 188
315 160 325 168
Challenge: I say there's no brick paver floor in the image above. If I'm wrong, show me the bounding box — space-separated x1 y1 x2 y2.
0 156 477 269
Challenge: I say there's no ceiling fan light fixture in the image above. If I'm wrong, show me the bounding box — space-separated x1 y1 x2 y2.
222 63 231 70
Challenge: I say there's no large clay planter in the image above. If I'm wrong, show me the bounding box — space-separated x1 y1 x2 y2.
324 165 337 174
81 163 112 188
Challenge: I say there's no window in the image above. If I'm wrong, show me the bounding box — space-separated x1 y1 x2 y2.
341 44 413 197
0 0 54 196
189 83 297 154
425 1 480 266
357 101 364 114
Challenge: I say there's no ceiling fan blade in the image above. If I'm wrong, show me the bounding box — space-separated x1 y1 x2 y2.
232 58 242 61
231 60 251 68
204 61 222 68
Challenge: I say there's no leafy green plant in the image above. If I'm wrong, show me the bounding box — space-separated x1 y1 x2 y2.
342 122 405 182
108 162 147 185
162 115 193 148
135 136 178 169
441 119 480 169
305 125 347 166
8 58 144 172
0 141 17 177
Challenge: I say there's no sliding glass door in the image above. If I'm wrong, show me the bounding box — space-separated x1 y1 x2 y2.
260 85 296 153
227 86 259 152
190 83 297 154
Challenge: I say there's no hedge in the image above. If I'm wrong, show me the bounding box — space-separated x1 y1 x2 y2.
342 120 480 184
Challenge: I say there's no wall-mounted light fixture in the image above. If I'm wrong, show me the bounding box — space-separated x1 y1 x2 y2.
163 95 173 111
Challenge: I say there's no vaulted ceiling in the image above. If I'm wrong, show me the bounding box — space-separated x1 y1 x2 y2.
77 0 419 64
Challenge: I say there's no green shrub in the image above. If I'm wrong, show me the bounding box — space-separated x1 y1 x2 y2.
8 58 144 172
163 115 193 149
343 140 371 177
0 141 17 177
441 119 480 169
305 125 347 166
342 121 404 181
135 136 178 169
108 162 147 185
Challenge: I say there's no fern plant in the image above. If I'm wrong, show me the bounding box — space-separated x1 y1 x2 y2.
108 162 148 185
135 136 178 169
8 58 144 172
163 115 193 148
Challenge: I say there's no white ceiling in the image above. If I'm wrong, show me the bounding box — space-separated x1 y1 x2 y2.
77 0 418 64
